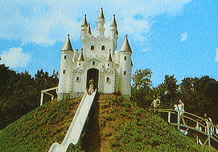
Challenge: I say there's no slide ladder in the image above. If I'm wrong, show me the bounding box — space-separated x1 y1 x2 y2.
48 90 97 152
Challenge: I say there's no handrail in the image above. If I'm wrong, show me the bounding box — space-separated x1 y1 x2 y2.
149 108 217 143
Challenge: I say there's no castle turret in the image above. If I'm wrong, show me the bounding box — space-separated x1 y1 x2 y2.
96 8 105 37
119 35 132 96
105 50 113 68
110 15 118 54
58 35 74 100
81 15 88 40
77 49 85 68
72 48 79 63
87 23 92 36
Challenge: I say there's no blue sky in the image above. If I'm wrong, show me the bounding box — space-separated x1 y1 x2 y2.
0 0 216 86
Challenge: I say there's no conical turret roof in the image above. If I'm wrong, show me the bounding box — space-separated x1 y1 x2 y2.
107 50 112 62
87 23 92 35
81 14 88 27
110 15 117 27
78 49 84 61
120 35 132 53
61 35 73 51
98 8 105 19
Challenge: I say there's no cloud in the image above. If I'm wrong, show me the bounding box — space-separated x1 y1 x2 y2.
0 0 192 45
216 48 218 62
141 48 149 52
0 48 31 68
180 32 188 42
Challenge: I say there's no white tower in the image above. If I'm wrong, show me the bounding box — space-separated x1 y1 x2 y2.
58 35 74 100
96 8 105 37
119 35 133 96
81 15 88 40
110 15 118 54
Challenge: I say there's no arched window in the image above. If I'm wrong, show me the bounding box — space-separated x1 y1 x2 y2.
124 56 126 60
91 45 94 50
63 70 66 74
64 55 67 59
124 71 126 75
108 64 110 66
76 76 79 81
101 45 105 50
106 77 110 82
93 61 95 65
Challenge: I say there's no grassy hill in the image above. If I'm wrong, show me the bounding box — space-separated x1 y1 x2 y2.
0 94 214 152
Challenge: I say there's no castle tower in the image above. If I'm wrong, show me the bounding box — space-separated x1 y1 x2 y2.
58 35 74 100
110 15 118 53
81 15 88 40
119 35 133 96
96 8 105 37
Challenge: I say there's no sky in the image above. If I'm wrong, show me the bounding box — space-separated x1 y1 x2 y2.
0 0 216 86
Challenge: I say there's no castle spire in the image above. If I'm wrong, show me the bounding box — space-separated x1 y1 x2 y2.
98 7 105 19
87 23 92 35
96 8 105 37
61 34 73 51
81 14 88 27
107 50 113 62
120 35 132 53
78 49 84 61
110 14 117 27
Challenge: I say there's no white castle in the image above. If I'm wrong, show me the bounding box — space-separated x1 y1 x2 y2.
57 8 133 100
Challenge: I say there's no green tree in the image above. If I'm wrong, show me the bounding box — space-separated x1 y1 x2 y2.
156 75 179 108
131 69 153 107
0 65 59 129
180 76 217 122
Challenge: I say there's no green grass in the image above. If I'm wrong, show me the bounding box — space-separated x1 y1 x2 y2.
0 98 81 152
0 95 215 152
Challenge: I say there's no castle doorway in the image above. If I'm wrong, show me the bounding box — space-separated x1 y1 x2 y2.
86 68 99 89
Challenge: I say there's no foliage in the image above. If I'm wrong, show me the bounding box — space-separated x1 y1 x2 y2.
155 75 179 108
179 76 217 121
0 94 214 151
0 64 58 129
104 96 211 151
131 69 153 107
0 97 81 152
131 69 217 122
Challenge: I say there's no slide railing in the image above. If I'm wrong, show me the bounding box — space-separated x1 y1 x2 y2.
48 90 97 152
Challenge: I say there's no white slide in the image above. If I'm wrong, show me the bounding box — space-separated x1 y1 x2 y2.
48 90 97 152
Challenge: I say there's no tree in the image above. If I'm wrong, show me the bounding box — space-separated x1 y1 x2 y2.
180 76 217 122
155 75 179 108
131 69 153 107
0 65 59 129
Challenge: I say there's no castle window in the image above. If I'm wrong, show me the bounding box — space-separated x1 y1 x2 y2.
101 45 105 50
91 45 94 50
64 55 67 59
108 64 110 66
93 61 95 65
106 77 110 82
124 71 126 75
76 76 79 81
124 56 126 60
63 70 66 74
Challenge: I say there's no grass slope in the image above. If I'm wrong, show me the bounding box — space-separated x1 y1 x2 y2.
0 95 214 152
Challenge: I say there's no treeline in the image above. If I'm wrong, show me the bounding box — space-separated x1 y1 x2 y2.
0 64 58 129
131 69 217 122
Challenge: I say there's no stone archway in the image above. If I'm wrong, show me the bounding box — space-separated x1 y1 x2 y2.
86 68 99 89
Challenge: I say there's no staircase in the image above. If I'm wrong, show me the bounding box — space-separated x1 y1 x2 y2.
48 90 97 152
